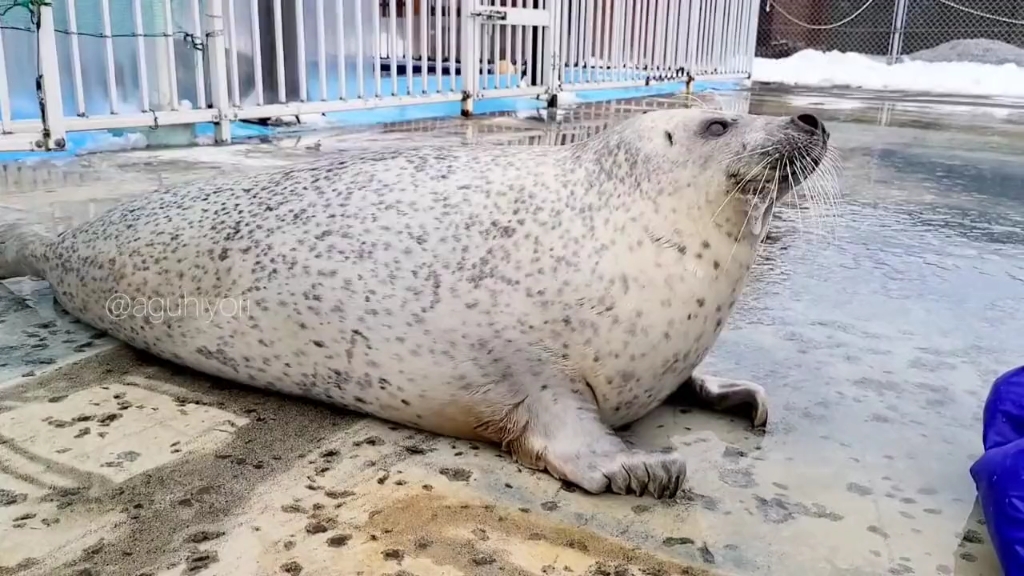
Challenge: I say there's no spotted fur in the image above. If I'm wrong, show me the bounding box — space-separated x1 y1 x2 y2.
0 108 830 497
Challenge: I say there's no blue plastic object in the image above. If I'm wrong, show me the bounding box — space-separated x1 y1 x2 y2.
970 366 1024 576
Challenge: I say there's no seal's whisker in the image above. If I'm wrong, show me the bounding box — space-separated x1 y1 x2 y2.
800 156 830 238
758 168 782 257
783 155 806 239
793 145 843 243
674 93 710 110
711 155 773 225
720 145 779 163
726 160 773 268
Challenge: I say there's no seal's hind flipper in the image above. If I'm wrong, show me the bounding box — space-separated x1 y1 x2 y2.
0 219 51 280
668 373 769 430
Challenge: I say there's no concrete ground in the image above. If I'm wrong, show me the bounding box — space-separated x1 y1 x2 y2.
1 88 1015 576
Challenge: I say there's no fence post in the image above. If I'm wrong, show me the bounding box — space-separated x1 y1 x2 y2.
544 0 560 99
460 0 477 116
205 0 232 143
744 0 761 77
35 1 67 151
685 0 701 78
887 0 908 64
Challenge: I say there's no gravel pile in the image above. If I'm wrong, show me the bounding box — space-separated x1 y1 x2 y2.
905 38 1024 66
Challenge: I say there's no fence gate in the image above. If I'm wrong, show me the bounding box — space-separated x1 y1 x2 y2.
463 0 556 112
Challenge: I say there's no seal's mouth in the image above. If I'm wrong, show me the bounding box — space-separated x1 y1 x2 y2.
731 113 833 203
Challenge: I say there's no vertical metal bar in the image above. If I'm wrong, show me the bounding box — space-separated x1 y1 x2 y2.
731 0 743 73
568 0 580 84
99 0 118 113
36 2 66 148
337 0 347 99
524 0 535 87
205 0 231 143
250 0 265 105
296 0 308 101
637 0 649 75
490 22 499 90
686 0 700 74
723 0 735 72
700 0 710 75
654 0 666 75
316 0 328 100
132 0 151 111
356 0 366 98
675 0 689 71
719 0 730 71
273 0 286 102
448 0 456 91
434 0 442 93
163 0 180 109
388 0 399 95
373 0 383 97
421 0 429 93
191 0 207 108
460 0 477 114
0 25 10 129
628 0 640 78
227 0 241 106
610 0 621 82
558 0 569 85
715 0 728 73
404 0 414 95
65 0 86 116
515 11 524 87
504 22 512 89
744 0 761 75
708 0 721 73
888 0 908 65
669 0 680 74
602 0 612 82
582 0 593 82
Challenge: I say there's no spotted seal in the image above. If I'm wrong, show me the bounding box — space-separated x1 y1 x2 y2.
0 108 833 498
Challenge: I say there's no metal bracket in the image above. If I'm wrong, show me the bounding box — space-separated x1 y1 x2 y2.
470 9 508 22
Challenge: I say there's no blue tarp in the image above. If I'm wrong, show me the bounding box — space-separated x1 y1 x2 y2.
971 365 1024 576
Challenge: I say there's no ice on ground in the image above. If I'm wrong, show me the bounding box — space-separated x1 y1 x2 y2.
753 49 1024 97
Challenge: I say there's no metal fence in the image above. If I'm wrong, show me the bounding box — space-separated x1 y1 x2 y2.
756 0 1024 63
0 0 759 154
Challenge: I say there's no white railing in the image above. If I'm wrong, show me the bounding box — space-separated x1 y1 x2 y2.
0 0 760 154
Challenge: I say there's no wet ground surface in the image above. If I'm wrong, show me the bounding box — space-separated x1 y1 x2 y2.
1 85 1021 575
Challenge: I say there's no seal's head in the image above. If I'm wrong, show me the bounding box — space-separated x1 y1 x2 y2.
595 108 837 241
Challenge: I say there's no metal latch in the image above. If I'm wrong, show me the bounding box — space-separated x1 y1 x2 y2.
470 9 508 22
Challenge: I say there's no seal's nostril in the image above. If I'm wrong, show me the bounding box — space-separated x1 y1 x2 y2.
793 113 828 142
795 113 821 132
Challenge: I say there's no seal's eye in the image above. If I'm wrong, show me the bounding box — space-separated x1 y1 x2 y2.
703 119 730 138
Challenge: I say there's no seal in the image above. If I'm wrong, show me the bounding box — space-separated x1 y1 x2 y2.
0 108 834 498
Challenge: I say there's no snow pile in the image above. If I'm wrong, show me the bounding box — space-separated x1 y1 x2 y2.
753 49 1024 97
906 38 1024 67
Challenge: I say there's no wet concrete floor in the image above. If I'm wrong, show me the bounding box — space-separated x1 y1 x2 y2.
0 86 1020 575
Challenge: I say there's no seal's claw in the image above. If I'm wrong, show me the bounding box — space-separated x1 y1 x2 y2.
614 451 686 498
560 451 687 499
669 374 770 431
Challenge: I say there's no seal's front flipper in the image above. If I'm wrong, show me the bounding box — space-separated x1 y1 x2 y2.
490 362 687 498
668 374 769 430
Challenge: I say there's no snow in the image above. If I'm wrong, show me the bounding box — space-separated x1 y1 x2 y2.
753 49 1024 98
76 132 149 155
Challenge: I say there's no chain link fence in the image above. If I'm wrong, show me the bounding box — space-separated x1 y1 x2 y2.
756 0 1024 63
